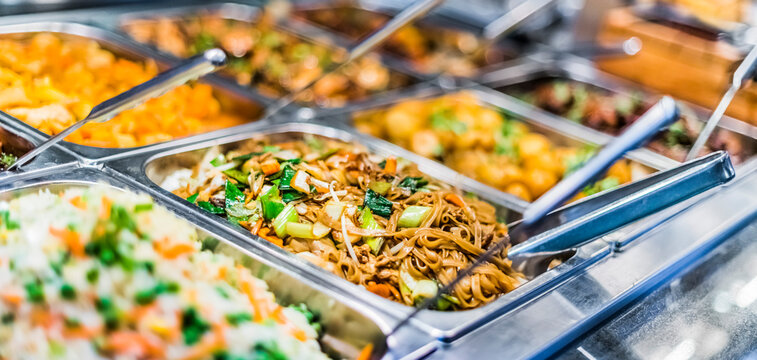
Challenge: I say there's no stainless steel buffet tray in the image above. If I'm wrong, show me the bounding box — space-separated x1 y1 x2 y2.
0 166 394 360
313 81 673 205
479 54 757 167
283 0 520 77
113 2 421 109
0 21 267 161
101 119 611 346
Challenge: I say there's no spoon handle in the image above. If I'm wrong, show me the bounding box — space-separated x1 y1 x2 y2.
8 49 227 171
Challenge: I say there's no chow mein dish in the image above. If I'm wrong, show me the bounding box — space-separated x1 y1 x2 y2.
292 4 513 76
0 186 330 359
509 79 754 164
0 33 250 148
121 8 415 107
353 92 650 202
162 135 523 310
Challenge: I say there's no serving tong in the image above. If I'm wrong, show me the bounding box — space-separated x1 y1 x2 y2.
389 96 736 335
686 44 757 161
8 48 229 171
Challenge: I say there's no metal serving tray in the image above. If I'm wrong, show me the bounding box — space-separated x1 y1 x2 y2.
479 54 757 167
114 2 421 110
314 80 671 206
0 165 397 360
284 0 520 78
99 119 613 347
0 21 267 161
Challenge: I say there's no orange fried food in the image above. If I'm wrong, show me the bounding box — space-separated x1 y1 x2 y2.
0 33 248 148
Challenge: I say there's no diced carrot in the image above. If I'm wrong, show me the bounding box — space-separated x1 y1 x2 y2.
383 156 397 174
63 323 103 339
158 242 196 259
261 159 281 175
105 331 165 358
30 309 54 328
366 283 394 299
249 218 263 236
99 197 112 219
445 193 466 208
1 289 23 305
50 226 85 257
357 343 374 360
257 227 283 247
217 265 228 280
68 196 87 210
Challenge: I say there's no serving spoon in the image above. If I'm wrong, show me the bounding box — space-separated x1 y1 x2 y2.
389 96 685 335
7 48 229 171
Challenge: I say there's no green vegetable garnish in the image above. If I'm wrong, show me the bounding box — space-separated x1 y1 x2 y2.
260 185 285 220
186 192 199 204
209 154 227 167
192 32 216 53
582 177 621 196
60 283 76 300
430 109 467 134
277 165 297 191
197 201 225 215
552 81 571 105
134 203 153 212
272 204 299 238
363 189 393 218
24 281 45 303
86 268 99 283
0 210 20 230
224 180 255 221
369 181 392 195
398 177 429 193
398 206 431 228
225 312 253 326
0 152 16 169
222 169 250 185
181 307 210 345
360 207 384 255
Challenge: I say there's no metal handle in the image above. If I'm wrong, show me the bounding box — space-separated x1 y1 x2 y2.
570 37 643 59
522 96 680 225
733 44 757 88
7 48 227 171
482 0 559 41
685 44 757 162
348 0 443 62
508 151 735 256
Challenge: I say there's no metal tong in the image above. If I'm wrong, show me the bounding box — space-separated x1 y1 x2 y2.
686 44 757 161
509 150 734 278
7 48 229 171
390 96 684 334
